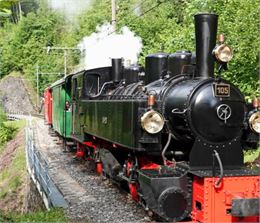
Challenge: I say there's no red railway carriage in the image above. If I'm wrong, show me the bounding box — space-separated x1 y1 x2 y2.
44 87 52 125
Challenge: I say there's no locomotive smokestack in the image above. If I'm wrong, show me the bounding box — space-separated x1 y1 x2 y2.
195 13 218 78
112 58 123 83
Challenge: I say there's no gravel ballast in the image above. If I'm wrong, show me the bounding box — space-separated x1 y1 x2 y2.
33 118 149 223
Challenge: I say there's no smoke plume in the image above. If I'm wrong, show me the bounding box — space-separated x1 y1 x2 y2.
77 23 143 70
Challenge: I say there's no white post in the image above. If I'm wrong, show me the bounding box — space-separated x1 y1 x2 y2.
111 0 116 33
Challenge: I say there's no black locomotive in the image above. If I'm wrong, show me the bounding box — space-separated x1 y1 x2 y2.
47 13 260 222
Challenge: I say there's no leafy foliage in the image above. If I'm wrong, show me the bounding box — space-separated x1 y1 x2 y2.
182 0 260 97
0 0 38 24
0 0 259 98
0 0 18 14
76 0 111 38
115 0 260 97
0 0 20 24
0 107 17 147
0 9 68 92
0 106 6 122
244 146 260 164
0 124 15 145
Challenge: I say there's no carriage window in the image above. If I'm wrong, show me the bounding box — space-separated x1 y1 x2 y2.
83 74 100 97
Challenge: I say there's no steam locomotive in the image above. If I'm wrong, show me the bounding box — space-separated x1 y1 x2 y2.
44 13 260 222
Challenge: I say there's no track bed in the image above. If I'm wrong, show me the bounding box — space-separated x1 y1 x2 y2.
32 118 149 223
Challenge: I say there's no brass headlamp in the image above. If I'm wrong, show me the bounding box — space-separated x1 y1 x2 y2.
249 111 260 134
141 110 164 134
213 34 233 63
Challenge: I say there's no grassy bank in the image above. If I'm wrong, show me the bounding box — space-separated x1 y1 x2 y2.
0 119 27 213
0 118 68 222
0 208 67 223
0 143 26 199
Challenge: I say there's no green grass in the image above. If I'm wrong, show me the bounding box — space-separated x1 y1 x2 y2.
0 146 26 198
0 139 68 222
0 119 26 155
0 210 13 222
0 145 4 154
9 71 23 78
0 168 10 198
4 119 26 130
12 147 26 170
0 208 68 223
0 175 22 199
244 146 260 163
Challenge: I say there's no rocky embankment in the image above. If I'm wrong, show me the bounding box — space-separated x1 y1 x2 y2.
0 76 35 114
0 75 44 215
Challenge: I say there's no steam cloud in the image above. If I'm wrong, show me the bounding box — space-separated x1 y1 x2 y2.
77 23 143 70
47 0 92 21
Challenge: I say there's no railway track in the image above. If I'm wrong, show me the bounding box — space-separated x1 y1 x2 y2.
31 118 149 222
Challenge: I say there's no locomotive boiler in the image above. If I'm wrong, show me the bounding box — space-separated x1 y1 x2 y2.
45 13 260 222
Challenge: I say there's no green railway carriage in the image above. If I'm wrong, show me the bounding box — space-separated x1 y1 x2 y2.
51 75 73 139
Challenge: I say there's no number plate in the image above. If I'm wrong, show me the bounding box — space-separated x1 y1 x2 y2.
214 83 230 97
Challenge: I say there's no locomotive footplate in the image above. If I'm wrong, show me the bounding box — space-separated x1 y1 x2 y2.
188 167 259 177
137 166 191 222
176 161 260 177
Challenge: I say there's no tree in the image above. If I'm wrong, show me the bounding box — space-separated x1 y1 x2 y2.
0 0 259 98
114 0 259 97
0 9 67 91
0 0 20 23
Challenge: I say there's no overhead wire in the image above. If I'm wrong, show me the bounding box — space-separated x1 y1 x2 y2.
127 0 149 16
134 0 166 19
107 0 167 37
80 0 167 50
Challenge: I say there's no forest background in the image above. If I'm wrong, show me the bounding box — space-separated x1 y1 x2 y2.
0 0 259 98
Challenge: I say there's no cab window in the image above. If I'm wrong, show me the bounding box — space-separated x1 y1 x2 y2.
83 73 100 97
